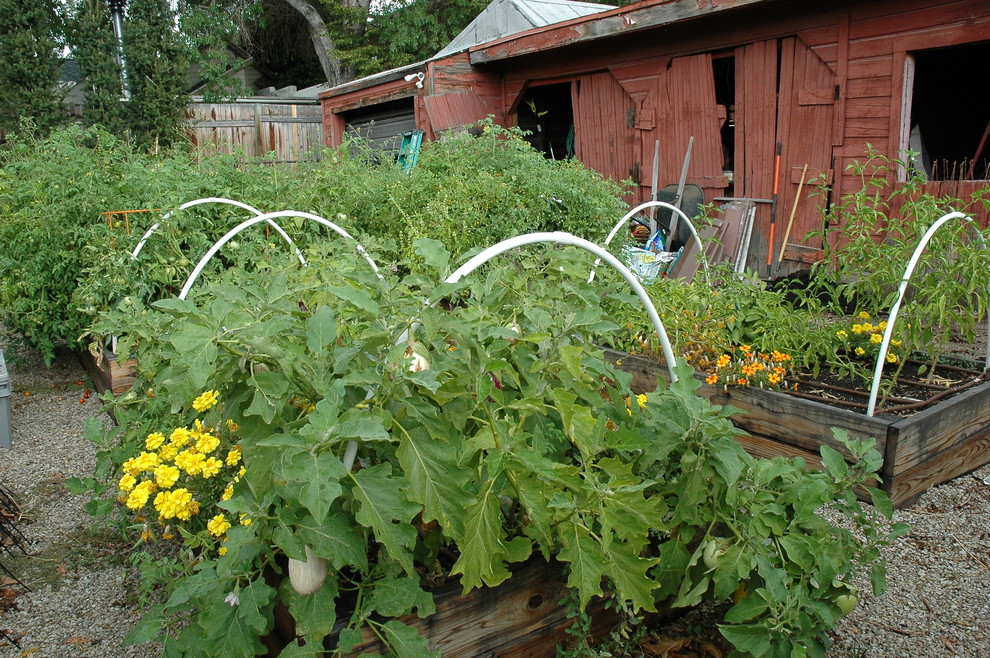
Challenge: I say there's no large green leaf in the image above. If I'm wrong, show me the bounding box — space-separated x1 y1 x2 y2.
295 511 369 573
558 520 605 609
245 369 290 423
279 449 346 525
604 540 658 612
381 620 441 658
367 576 436 618
283 576 339 640
305 305 337 355
349 464 420 575
450 479 517 591
395 426 472 533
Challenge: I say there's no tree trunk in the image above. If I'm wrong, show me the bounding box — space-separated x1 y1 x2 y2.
282 0 343 86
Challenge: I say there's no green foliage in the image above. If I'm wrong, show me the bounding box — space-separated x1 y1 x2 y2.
124 0 192 149
0 122 625 362
76 243 901 657
803 146 990 376
0 0 66 135
385 120 628 263
69 0 127 133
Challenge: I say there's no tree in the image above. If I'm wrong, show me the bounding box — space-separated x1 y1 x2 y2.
70 0 127 134
0 0 66 136
122 0 191 148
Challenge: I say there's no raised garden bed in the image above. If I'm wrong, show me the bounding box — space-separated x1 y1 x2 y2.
606 348 990 508
264 557 624 656
77 345 136 397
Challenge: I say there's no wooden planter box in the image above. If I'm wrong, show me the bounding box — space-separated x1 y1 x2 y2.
78 346 136 397
606 349 990 508
265 557 624 656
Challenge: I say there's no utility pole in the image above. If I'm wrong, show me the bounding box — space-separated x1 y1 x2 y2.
107 0 130 99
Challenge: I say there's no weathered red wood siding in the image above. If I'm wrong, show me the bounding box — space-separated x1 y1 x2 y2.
319 0 990 270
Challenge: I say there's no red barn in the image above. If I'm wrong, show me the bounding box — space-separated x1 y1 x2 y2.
320 0 990 274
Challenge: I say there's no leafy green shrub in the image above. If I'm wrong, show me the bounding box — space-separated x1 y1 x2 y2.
74 244 903 657
1 121 627 364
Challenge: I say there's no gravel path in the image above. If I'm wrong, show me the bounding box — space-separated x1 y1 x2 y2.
0 330 988 657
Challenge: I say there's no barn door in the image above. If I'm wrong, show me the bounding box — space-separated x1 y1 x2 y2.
774 36 836 273
572 72 638 187
655 53 726 202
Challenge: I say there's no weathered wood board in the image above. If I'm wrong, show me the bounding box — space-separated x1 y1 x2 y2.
606 348 990 508
265 557 623 656
77 347 136 397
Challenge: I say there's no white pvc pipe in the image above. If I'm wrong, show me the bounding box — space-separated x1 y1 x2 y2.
131 197 306 267
588 201 708 284
178 210 382 300
866 211 988 416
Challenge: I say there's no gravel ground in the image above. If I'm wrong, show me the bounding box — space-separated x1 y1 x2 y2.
0 330 988 657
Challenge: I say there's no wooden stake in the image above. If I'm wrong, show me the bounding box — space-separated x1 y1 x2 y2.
777 163 809 266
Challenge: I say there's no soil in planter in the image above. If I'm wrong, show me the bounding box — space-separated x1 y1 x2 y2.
788 355 987 417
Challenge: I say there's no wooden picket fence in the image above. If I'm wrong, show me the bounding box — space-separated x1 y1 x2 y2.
184 101 324 163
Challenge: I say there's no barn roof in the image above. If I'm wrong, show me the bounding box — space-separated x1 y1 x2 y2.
434 0 615 58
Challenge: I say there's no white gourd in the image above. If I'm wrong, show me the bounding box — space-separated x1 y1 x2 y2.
288 545 328 595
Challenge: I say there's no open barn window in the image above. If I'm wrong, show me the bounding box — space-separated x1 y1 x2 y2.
906 41 990 181
517 82 574 160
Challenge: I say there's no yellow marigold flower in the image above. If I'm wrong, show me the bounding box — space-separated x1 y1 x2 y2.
855 347 866 356
771 351 791 362
706 373 719 385
221 483 234 501
122 458 141 477
878 321 887 331
154 488 194 520
239 514 252 526
193 390 220 413
886 352 898 363
175 450 206 476
153 464 181 489
119 473 137 492
207 514 232 537
736 378 748 386
768 373 781 385
125 480 156 510
226 419 239 432
200 457 223 479
170 427 193 448
218 546 228 556
858 311 870 320
851 323 862 334
196 433 220 454
635 394 647 409
158 443 179 461
836 330 848 339
225 446 242 466
862 323 874 333
717 354 731 368
891 339 902 347
870 333 883 344
238 466 246 478
740 345 751 352
145 432 166 450
181 500 200 521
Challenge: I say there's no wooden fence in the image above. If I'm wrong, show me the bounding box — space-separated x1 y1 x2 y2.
184 101 324 163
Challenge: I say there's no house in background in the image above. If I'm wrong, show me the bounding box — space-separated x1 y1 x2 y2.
319 0 990 275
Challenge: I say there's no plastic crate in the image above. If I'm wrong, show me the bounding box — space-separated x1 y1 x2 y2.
0 349 10 449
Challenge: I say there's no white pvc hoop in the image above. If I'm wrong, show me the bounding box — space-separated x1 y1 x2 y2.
131 197 306 267
588 201 708 284
866 211 989 416
178 210 382 300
